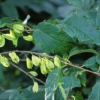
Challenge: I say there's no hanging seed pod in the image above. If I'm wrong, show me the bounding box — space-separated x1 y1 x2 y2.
9 52 19 63
32 82 39 93
40 59 48 75
1 56 10 67
45 58 54 70
32 55 41 66
13 24 24 34
26 57 33 69
54 55 61 68
0 35 5 47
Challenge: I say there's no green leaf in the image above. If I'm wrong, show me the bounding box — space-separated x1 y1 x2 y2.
9 52 20 63
88 82 100 100
33 22 73 54
63 13 100 45
0 88 20 100
0 86 44 100
84 56 99 71
1 2 18 19
62 72 81 90
45 68 61 100
79 72 86 87
75 91 84 100
16 86 44 100
96 55 100 65
55 88 65 100
67 0 94 10
0 17 14 27
67 0 84 9
68 47 98 59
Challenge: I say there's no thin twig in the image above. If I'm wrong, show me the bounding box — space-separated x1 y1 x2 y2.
10 62 45 85
0 28 9 32
62 61 100 77
1 50 100 77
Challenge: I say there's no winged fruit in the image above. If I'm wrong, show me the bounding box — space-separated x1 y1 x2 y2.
13 24 24 34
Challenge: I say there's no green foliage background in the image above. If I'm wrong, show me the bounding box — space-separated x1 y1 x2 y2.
0 0 100 100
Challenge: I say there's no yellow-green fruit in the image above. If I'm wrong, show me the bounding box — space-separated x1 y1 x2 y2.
45 59 54 70
32 55 41 66
32 82 38 93
40 60 48 75
1 56 10 67
0 35 5 47
13 24 24 34
9 52 19 63
29 71 38 77
54 55 61 68
3 34 15 41
26 57 33 69
23 35 33 41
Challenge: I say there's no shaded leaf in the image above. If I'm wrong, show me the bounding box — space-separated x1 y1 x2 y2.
67 0 84 9
0 88 20 100
1 2 18 19
16 86 44 100
45 68 61 100
79 72 86 87
33 22 73 54
0 17 14 27
69 47 98 59
67 0 94 10
62 72 81 90
88 82 100 100
75 91 84 100
84 56 99 71
96 55 100 65
63 13 100 45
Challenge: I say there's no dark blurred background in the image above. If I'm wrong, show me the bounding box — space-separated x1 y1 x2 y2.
0 0 74 91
